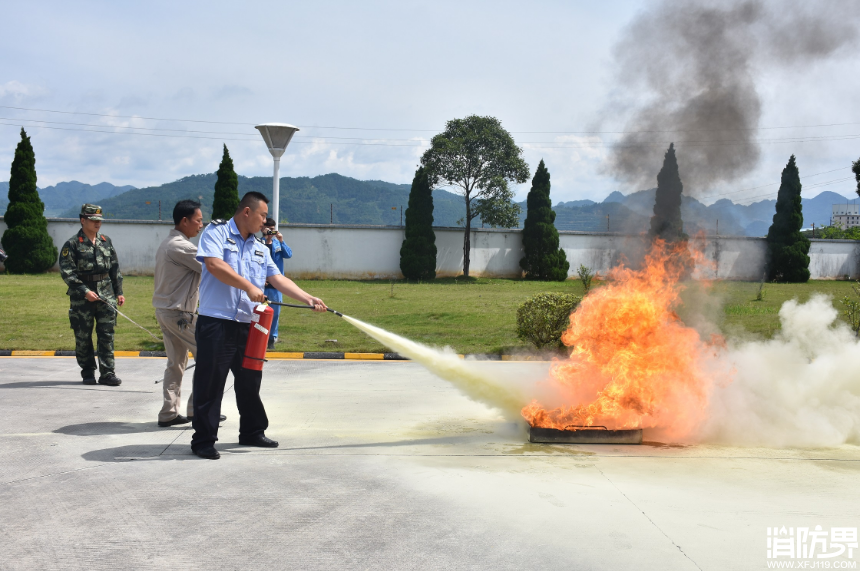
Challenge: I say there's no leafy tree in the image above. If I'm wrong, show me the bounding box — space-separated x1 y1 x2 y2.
766 155 810 282
816 225 860 240
211 144 239 220
519 160 569 281
1 129 57 273
649 143 687 242
399 167 437 280
853 156 860 199
421 115 530 277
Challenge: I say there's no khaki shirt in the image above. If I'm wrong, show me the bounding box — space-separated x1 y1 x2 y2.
152 229 202 312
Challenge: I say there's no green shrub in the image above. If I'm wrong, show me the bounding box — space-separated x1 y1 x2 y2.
754 280 766 302
577 264 594 292
840 280 860 337
516 292 581 349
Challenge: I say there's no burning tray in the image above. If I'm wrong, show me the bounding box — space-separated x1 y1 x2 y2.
528 425 642 445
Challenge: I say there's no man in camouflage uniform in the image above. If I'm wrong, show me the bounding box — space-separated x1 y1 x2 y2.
59 204 125 386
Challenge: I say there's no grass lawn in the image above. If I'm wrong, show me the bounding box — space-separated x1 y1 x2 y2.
1 274 858 353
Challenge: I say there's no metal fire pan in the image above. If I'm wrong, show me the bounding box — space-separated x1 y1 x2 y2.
528 425 642 445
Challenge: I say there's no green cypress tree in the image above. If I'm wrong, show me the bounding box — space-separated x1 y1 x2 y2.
399 166 437 280
766 155 810 282
649 143 686 242
519 159 569 281
1 129 57 273
211 144 239 220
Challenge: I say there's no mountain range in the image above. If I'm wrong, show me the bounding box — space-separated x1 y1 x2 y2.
55 173 468 227
545 188 854 236
0 180 135 217
1 174 856 236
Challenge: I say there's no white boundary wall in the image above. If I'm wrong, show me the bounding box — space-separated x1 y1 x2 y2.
0 218 857 280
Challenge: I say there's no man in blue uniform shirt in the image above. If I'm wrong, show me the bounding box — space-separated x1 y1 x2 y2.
190 191 327 460
262 217 292 350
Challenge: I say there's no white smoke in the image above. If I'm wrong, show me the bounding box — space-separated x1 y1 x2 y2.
701 295 860 447
343 295 860 449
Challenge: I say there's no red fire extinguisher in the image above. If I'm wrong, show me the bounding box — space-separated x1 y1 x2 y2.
243 303 275 370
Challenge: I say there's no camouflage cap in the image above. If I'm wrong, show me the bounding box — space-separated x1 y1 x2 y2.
80 204 104 221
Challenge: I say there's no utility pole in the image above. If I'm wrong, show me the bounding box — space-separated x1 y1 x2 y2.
812 222 815 238
158 200 161 221
606 215 610 232
400 205 403 227
716 219 719 236
330 203 333 224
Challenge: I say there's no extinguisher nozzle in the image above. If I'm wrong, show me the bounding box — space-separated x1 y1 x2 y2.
327 308 343 317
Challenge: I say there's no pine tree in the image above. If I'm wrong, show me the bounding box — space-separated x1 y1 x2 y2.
519 160 569 281
766 155 810 282
399 167 437 280
649 143 686 242
1 129 57 273
211 144 239 220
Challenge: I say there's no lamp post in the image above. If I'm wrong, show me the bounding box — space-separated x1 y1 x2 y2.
255 123 300 228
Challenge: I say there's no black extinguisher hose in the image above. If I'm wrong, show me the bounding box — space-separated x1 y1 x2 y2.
264 299 343 317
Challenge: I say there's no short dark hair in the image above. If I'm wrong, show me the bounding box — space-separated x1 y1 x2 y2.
236 192 269 214
264 217 276 227
173 200 201 225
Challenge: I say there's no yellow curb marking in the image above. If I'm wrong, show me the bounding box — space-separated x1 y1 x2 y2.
10 351 55 357
344 353 385 360
265 352 305 360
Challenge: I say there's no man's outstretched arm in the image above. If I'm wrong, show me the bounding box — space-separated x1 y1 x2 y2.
267 274 327 312
203 257 266 302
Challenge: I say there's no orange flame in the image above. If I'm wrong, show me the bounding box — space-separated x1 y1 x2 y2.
522 239 729 441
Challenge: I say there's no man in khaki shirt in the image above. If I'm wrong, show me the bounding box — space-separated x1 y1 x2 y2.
153 200 204 426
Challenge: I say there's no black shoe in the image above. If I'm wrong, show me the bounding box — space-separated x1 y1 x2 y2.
158 414 191 427
82 375 97 385
188 415 227 422
98 373 122 386
192 445 220 460
267 338 275 351
238 434 279 448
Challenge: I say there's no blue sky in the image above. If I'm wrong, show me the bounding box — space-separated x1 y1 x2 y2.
1 0 859 204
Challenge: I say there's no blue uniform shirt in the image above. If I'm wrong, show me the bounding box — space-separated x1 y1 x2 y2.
197 218 281 323
268 238 292 273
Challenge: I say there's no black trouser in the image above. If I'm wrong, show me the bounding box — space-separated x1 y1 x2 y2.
190 315 268 450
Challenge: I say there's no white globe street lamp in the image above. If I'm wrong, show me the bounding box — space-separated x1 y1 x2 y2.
255 123 300 228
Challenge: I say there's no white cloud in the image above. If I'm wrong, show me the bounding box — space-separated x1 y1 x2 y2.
0 80 49 104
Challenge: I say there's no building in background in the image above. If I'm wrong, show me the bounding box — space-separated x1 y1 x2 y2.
832 204 860 229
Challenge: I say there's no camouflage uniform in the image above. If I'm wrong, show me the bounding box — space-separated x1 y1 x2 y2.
59 209 123 380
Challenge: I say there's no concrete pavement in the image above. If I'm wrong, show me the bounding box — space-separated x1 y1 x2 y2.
1 356 858 570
